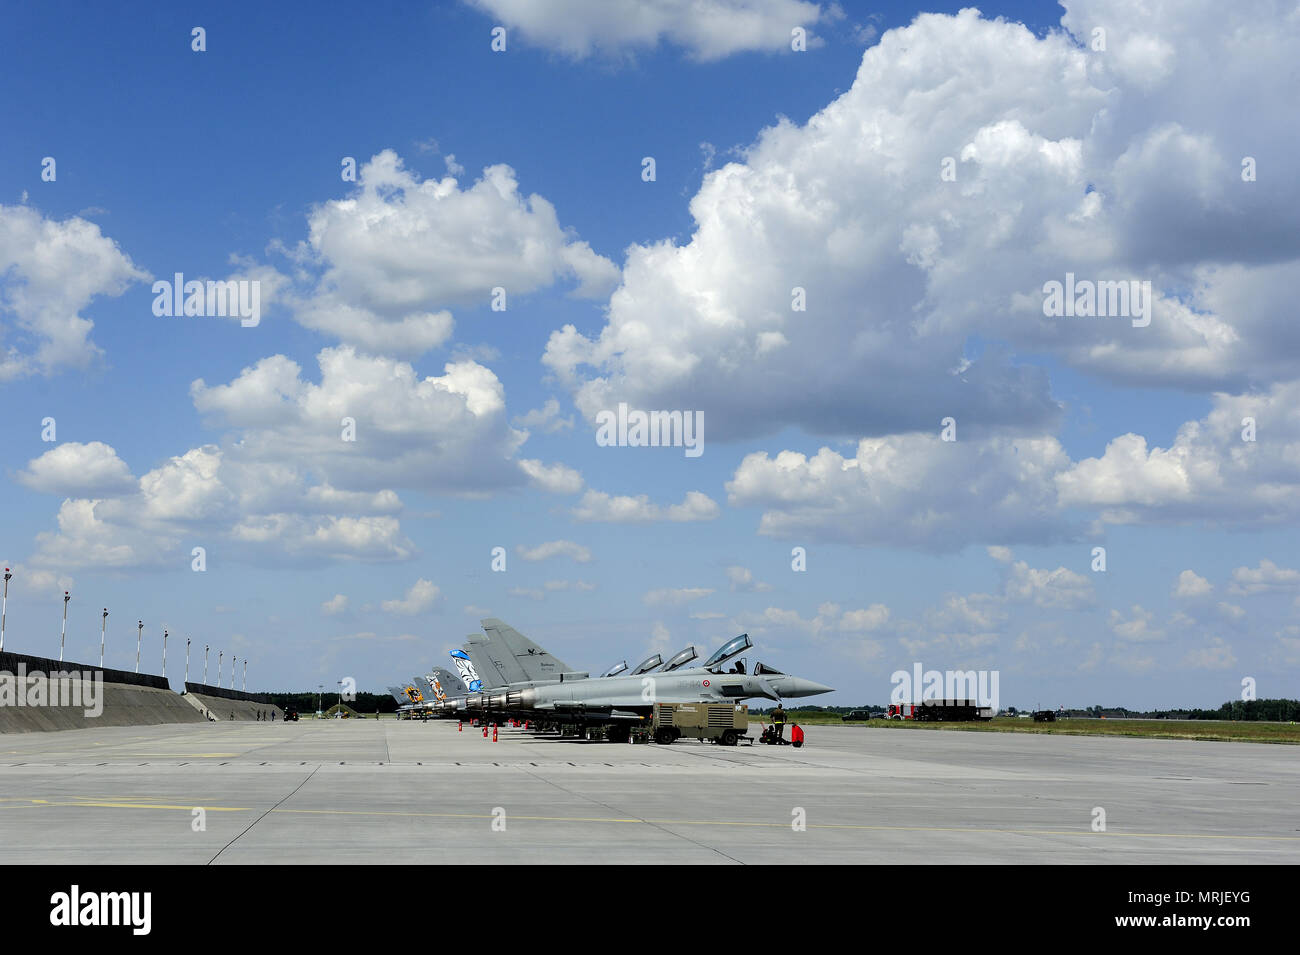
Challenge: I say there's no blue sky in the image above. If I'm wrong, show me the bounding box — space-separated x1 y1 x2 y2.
2 0 1298 709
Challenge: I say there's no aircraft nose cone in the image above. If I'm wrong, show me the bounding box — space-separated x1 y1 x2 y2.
785 677 834 697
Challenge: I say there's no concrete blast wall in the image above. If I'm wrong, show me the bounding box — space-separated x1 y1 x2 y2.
0 650 203 734
183 682 283 721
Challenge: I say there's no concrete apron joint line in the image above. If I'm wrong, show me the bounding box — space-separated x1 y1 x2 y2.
207 764 320 865
517 765 746 865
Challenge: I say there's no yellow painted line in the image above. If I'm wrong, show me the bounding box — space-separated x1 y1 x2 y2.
5 798 249 811
269 809 1300 841
280 808 638 822
59 802 249 811
119 753 241 757
5 752 240 759
7 800 1294 843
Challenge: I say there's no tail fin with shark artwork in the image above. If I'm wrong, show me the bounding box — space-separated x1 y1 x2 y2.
449 648 486 693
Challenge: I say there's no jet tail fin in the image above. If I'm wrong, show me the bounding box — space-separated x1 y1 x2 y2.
466 633 526 686
450 648 487 692
480 618 575 680
431 666 464 695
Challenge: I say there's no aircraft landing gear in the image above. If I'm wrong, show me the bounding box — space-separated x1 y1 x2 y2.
606 725 630 743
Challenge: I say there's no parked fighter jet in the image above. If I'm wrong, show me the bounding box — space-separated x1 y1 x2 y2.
508 633 830 715
444 628 833 737
397 619 832 737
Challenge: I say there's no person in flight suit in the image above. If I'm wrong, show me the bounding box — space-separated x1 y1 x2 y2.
771 702 787 740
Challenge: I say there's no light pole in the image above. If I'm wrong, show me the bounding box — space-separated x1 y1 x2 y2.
242 659 247 691
99 607 107 668
1 567 11 653
204 645 209 685
59 592 69 662
162 629 167 678
135 620 142 673
185 638 191 684
218 650 223 688
317 684 323 717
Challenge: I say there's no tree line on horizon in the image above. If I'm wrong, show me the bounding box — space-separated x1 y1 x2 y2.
268 691 398 714
756 700 1300 721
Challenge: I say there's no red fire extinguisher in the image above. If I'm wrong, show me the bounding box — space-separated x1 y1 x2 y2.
791 724 804 748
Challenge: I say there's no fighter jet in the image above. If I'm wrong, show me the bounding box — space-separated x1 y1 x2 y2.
510 633 830 711
406 619 832 737
449 628 833 735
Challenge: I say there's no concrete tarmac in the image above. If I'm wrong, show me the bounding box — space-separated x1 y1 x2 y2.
0 720 1295 864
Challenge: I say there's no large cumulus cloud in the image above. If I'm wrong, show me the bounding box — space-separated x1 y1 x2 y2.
546 2 1300 443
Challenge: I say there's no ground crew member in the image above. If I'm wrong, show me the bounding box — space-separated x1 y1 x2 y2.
772 702 787 739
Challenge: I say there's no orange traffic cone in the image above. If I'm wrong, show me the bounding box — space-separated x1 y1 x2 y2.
458 721 462 732
493 724 499 742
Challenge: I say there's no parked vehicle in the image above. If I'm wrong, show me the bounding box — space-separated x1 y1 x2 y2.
912 699 994 722
651 702 748 746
